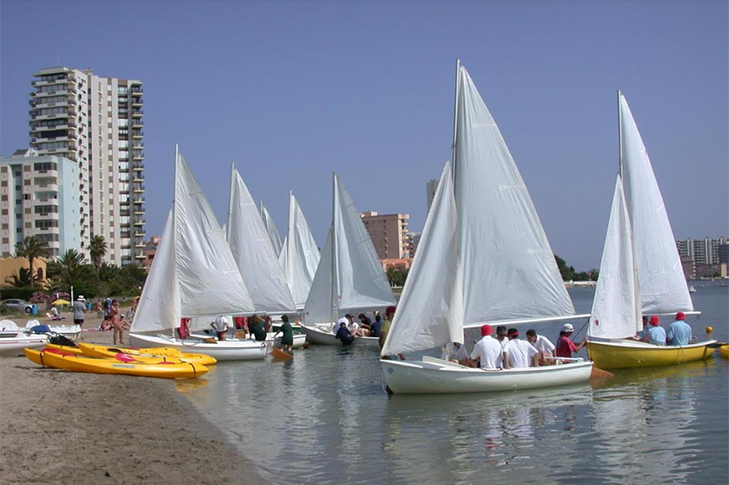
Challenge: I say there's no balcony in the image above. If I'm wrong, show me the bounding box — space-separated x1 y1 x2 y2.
132 163 144 171
132 175 144 183
132 99 143 107
131 120 143 128
132 197 145 205
134 230 146 238
130 87 143 96
132 130 143 138
33 168 59 178
132 151 144 160
133 184 145 193
134 206 145 215
37 226 60 234
131 109 143 118
133 219 145 226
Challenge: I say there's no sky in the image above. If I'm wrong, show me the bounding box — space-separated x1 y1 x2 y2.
1 0 727 270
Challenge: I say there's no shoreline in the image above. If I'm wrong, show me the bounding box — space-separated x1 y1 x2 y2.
0 314 267 485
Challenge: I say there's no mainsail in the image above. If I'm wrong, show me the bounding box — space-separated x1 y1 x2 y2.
382 61 576 356
132 148 255 333
304 173 396 323
227 166 296 313
260 202 284 255
589 93 693 338
278 192 320 310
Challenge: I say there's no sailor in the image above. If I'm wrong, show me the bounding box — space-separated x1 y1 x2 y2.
441 341 470 365
469 325 503 370
274 314 294 353
248 315 267 342
555 323 587 359
210 316 229 341
645 315 667 346
504 328 540 369
379 306 396 350
525 329 555 365
335 320 355 346
667 312 692 346
627 316 649 341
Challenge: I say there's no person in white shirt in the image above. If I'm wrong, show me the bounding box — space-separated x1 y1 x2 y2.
525 329 555 365
504 328 540 369
441 342 470 365
333 317 348 335
470 325 504 370
210 316 229 341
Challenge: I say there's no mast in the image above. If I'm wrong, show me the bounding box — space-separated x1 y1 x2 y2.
330 173 337 325
173 144 179 337
451 59 461 191
226 163 235 242
617 90 623 177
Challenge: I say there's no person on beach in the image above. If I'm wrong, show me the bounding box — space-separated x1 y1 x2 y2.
667 312 692 346
335 320 355 346
503 328 540 369
470 325 503 369
379 306 396 350
72 295 86 328
555 323 587 359
112 311 125 345
274 314 294 354
526 329 555 365
95 300 104 319
248 315 267 342
645 315 667 346
210 316 229 341
99 314 113 331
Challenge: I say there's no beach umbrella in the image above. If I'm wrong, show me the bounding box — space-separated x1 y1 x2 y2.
52 299 70 306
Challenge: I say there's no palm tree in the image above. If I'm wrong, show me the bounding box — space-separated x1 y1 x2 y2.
14 236 50 288
89 235 108 275
4 267 32 288
52 249 92 291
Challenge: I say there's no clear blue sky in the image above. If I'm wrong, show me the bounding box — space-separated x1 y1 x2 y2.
1 0 727 270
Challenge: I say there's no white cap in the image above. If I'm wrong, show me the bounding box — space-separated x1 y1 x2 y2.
562 323 574 332
77 295 85 301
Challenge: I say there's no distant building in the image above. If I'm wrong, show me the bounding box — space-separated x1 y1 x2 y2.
361 211 410 259
408 232 421 257
0 256 48 285
426 178 438 213
29 66 146 266
380 258 413 272
680 255 695 280
676 237 729 265
0 148 80 258
718 243 729 264
695 263 728 279
143 235 160 271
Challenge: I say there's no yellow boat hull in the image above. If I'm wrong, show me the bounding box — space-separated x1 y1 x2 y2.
77 343 217 366
587 339 716 369
45 344 84 355
720 345 729 359
25 349 208 379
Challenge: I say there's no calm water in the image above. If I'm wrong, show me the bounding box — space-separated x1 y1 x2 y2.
179 284 729 484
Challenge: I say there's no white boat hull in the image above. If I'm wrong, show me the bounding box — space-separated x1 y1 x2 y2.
129 333 268 361
301 324 379 346
381 357 593 394
0 333 48 356
189 332 306 349
47 325 82 340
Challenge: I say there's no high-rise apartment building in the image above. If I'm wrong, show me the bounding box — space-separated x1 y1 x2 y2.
361 211 410 259
0 149 80 257
426 178 438 213
676 237 728 265
29 67 145 266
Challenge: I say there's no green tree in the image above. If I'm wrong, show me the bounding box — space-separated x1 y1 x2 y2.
14 236 50 288
89 235 108 275
50 249 95 296
386 267 409 287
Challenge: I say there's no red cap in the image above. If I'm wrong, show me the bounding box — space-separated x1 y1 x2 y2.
386 306 396 315
649 315 660 327
676 312 686 321
480 325 492 336
508 329 519 338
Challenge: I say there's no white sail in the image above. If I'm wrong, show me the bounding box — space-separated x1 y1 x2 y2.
589 175 642 338
279 192 321 309
131 211 181 333
175 153 255 319
333 173 396 311
619 94 693 314
227 167 296 313
260 202 284 255
454 64 575 325
304 174 395 324
303 226 335 323
382 162 463 356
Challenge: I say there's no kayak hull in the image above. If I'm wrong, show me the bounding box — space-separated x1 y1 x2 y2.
586 339 716 369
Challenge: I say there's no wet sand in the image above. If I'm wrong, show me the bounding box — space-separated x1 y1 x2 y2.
0 314 267 484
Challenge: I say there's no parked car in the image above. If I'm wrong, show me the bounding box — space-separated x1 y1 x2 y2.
3 299 34 314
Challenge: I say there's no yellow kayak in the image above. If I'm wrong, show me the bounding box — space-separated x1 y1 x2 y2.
720 345 729 359
25 348 208 379
45 344 84 355
587 339 716 369
77 342 217 366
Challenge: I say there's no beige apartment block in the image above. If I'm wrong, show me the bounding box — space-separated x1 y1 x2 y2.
29 67 145 266
361 211 410 260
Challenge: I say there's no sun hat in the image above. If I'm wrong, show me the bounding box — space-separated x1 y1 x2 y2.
649 315 660 326
676 312 686 321
562 323 574 332
480 324 492 336
77 295 85 301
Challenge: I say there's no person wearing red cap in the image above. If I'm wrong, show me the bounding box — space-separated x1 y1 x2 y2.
469 325 503 369
666 311 692 346
503 328 540 369
645 315 667 346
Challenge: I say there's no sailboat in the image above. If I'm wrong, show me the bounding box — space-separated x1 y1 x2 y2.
380 61 593 394
260 201 284 256
585 93 716 369
301 173 396 345
223 166 306 348
278 191 321 311
129 147 269 361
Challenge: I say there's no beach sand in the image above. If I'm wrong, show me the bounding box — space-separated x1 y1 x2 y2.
0 313 267 485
